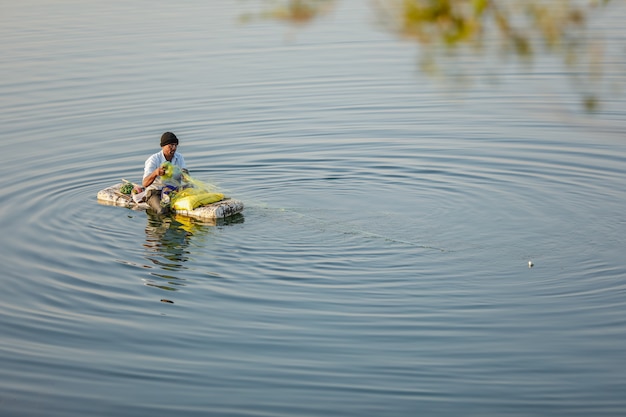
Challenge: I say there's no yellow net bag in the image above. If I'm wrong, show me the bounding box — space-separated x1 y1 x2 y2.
163 164 225 211
171 190 224 211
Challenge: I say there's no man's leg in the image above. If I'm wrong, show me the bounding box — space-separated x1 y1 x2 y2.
146 189 169 215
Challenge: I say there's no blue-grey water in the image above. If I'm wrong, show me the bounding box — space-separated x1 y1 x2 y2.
1 1 625 416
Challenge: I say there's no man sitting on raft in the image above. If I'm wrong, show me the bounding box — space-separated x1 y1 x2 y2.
143 132 189 215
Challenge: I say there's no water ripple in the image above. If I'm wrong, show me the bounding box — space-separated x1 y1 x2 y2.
1 1 626 416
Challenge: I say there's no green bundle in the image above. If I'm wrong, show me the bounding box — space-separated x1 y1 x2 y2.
161 161 175 180
120 182 134 194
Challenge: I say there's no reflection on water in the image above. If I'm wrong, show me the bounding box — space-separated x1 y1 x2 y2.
244 0 337 24
249 0 624 111
143 212 193 292
142 212 244 294
144 213 194 266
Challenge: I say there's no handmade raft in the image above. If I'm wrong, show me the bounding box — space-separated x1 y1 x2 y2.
97 183 244 221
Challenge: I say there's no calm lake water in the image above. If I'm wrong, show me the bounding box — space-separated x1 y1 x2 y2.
1 1 625 416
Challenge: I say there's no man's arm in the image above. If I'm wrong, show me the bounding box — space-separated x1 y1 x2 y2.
142 166 165 188
142 154 164 188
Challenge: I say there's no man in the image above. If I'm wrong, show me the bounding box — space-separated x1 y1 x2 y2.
143 132 188 214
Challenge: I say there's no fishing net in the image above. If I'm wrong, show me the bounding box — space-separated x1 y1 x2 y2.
160 162 225 211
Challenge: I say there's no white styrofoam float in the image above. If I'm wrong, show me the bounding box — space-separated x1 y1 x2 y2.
97 183 243 221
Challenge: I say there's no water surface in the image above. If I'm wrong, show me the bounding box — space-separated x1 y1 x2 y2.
1 1 625 416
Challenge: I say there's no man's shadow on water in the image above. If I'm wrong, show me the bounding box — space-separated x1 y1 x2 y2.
142 210 244 296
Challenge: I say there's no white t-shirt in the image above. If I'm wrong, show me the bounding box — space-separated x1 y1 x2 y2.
143 150 187 186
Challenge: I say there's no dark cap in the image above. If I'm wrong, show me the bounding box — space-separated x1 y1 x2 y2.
160 132 179 147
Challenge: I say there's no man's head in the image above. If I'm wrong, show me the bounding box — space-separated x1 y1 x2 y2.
160 132 178 147
160 132 179 160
